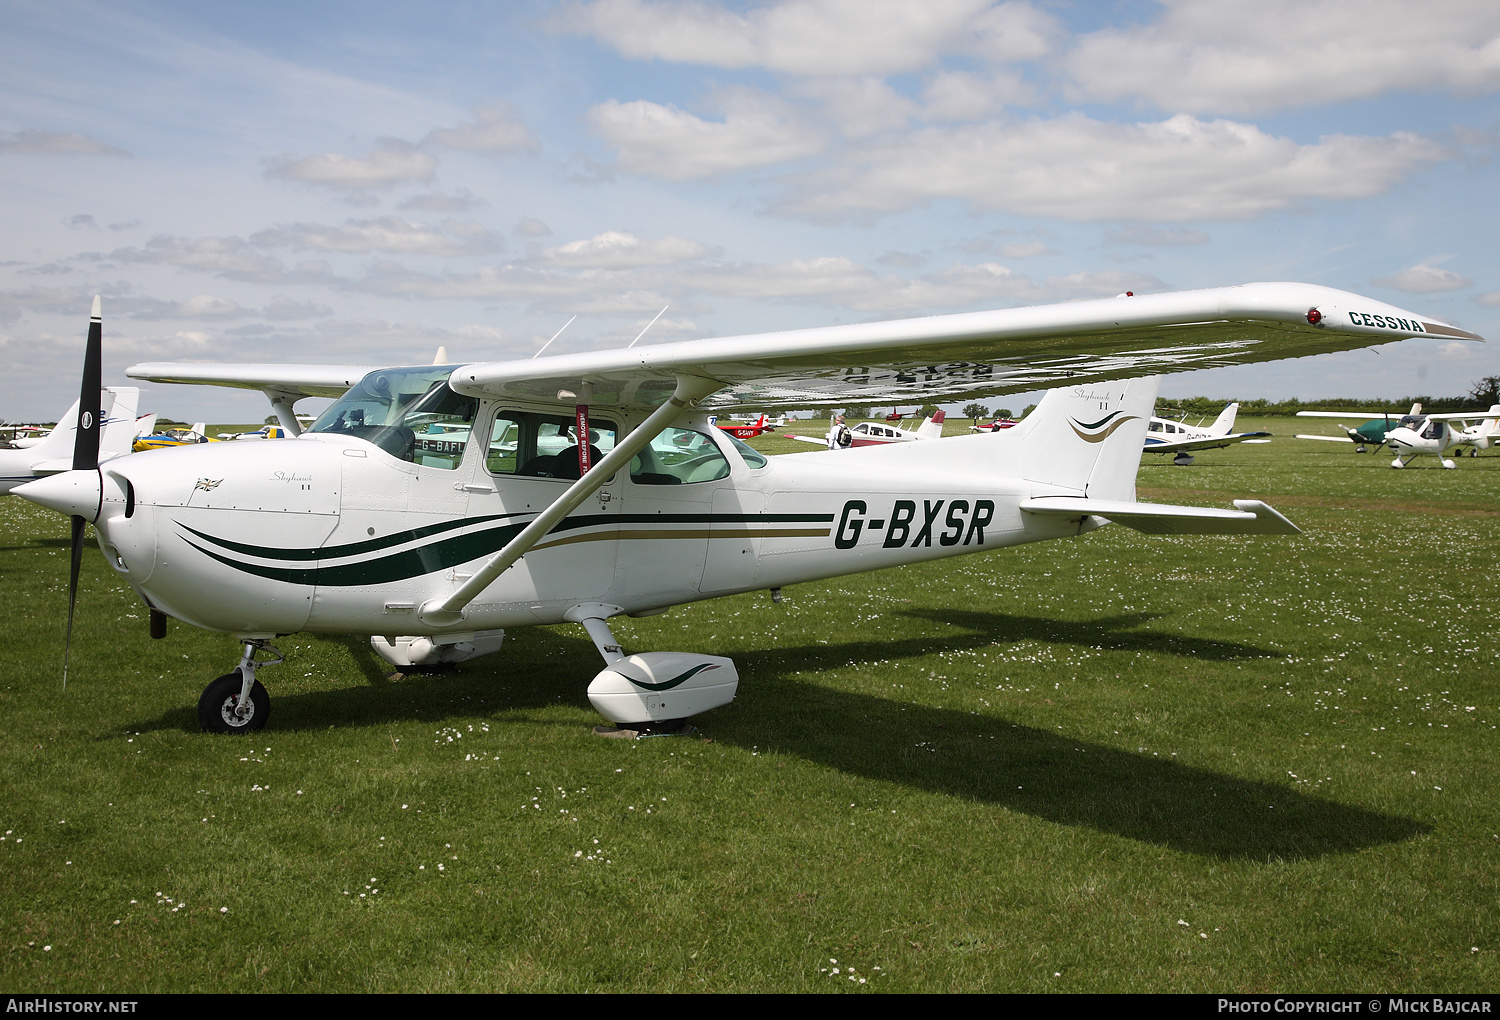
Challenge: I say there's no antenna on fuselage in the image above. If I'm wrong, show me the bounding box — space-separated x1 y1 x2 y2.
628 305 669 348
533 315 577 359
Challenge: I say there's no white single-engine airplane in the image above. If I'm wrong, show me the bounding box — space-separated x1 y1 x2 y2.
1296 406 1500 467
1142 403 1272 466
1 387 142 495
784 411 946 447
17 286 1481 734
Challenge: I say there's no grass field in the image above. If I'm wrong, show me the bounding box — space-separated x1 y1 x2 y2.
2 418 1497 992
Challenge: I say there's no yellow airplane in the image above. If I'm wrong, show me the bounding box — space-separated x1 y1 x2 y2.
133 422 217 452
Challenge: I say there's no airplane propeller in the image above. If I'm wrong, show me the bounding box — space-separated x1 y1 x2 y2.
63 296 103 689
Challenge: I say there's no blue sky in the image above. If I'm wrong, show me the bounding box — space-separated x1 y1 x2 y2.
2 0 1498 422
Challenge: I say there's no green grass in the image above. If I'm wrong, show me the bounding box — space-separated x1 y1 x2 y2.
2 423 1497 991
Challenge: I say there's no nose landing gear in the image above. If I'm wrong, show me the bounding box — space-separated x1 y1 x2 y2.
197 639 282 734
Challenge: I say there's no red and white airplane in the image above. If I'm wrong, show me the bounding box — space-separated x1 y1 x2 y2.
712 414 778 440
786 411 946 448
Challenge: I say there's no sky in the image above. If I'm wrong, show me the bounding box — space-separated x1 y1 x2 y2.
2 0 1499 423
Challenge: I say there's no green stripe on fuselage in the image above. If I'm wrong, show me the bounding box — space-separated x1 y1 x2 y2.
178 510 835 587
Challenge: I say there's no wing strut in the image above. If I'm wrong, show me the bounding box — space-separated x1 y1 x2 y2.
418 374 723 627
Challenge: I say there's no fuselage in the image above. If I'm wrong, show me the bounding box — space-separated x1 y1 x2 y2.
87 401 1082 639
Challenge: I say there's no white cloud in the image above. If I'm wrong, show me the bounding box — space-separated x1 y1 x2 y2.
997 241 1053 258
1475 292 1500 307
0 129 130 156
676 257 1161 312
399 189 487 212
795 77 915 138
424 103 537 154
250 218 502 256
264 138 436 190
557 0 1049 76
124 294 250 320
263 297 334 320
109 236 335 285
541 231 715 268
1106 226 1211 246
515 217 552 238
1373 263 1473 293
775 114 1447 222
589 91 824 179
1064 0 1500 115
920 70 1035 122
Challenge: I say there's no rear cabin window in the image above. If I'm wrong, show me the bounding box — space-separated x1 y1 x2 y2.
487 411 618 480
630 427 730 485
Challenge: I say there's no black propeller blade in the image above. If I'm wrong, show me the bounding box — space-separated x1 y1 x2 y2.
63 295 103 689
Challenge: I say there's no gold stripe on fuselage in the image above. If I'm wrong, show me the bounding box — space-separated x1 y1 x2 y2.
532 527 832 551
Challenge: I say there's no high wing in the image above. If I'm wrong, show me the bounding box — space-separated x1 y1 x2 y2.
124 362 379 399
446 283 1480 410
1294 433 1358 443
123 283 1479 415
1425 409 1500 422
1143 431 1272 455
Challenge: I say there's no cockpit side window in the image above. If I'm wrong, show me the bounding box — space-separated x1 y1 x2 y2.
630 427 731 485
487 411 618 480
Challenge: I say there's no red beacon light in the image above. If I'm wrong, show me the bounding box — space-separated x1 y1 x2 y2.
1306 307 1323 325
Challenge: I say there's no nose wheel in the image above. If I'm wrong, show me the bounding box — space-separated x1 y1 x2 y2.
197 639 281 734
198 672 269 733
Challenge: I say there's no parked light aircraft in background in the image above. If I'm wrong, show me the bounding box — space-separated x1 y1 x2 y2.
1294 404 1421 453
970 417 1020 433
1 388 142 495
20 285 1481 735
133 424 215 452
1296 405 1500 467
223 425 295 441
1142 403 1272 466
784 411 946 447
9 409 155 451
711 414 778 440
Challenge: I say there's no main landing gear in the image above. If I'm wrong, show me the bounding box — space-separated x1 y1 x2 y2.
1172 453 1195 466
197 639 282 734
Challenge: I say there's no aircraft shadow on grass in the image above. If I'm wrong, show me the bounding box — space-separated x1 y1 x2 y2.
123 610 1423 861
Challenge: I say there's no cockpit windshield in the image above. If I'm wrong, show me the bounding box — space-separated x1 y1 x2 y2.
308 365 479 466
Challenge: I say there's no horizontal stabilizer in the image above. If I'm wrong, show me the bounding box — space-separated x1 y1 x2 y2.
1020 496 1300 535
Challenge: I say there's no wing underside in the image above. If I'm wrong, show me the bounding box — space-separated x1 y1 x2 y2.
450 283 1480 410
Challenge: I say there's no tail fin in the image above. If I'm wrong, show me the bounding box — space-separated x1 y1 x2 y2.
98 387 139 458
1410 402 1423 415
190 422 208 439
1013 376 1158 499
29 398 83 457
134 412 158 438
916 410 946 440
1209 402 1239 436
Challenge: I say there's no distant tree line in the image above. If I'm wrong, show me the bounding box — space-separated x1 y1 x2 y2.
740 376 1500 423
1158 390 1496 418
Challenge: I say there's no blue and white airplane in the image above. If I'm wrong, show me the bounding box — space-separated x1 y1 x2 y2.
1143 403 1271 465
